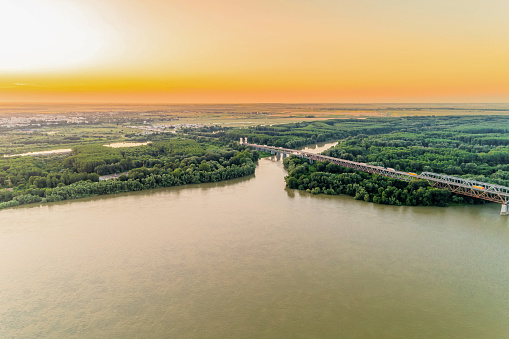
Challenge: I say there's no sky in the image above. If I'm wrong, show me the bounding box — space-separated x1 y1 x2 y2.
1 0 508 103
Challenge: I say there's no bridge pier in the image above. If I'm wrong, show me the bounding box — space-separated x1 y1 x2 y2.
245 143 509 214
501 203 509 216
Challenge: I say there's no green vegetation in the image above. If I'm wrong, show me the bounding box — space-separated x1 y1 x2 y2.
283 156 470 206
257 151 273 159
0 125 136 155
2 113 509 210
321 120 509 188
216 119 407 148
0 139 258 210
211 116 509 184
212 115 509 206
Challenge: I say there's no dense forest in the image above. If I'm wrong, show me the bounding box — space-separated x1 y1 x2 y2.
1 115 509 210
204 115 509 186
187 115 509 206
0 139 258 210
322 130 509 187
283 156 472 207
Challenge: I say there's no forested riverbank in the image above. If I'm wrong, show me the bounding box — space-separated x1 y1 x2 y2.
209 116 509 185
283 156 479 207
212 115 509 207
0 139 258 210
2 115 509 210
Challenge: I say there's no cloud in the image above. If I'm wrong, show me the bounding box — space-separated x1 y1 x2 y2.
0 82 48 89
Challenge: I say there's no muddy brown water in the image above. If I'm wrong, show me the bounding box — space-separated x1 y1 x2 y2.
1 142 508 338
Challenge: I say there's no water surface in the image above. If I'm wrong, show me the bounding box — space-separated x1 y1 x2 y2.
3 148 72 157
1 143 508 338
104 142 152 148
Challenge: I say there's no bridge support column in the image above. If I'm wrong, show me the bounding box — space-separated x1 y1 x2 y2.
501 203 509 216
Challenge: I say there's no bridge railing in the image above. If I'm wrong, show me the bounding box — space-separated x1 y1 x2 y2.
246 142 509 204
419 172 509 197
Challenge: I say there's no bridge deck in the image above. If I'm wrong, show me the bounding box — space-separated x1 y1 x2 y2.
246 143 509 204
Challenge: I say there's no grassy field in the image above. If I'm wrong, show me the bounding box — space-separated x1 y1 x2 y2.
0 124 141 155
2 103 509 154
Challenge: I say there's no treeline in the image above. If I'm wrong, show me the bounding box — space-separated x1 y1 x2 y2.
220 120 402 149
283 156 481 207
63 139 207 175
0 139 209 189
189 115 509 187
323 131 509 187
0 147 258 210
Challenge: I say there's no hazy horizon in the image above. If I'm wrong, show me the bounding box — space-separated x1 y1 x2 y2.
2 0 508 103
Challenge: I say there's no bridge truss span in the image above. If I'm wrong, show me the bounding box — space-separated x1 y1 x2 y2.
419 172 509 204
244 141 509 212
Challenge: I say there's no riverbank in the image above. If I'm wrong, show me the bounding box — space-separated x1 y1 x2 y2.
0 146 258 211
1 154 508 338
1 161 256 211
283 155 485 207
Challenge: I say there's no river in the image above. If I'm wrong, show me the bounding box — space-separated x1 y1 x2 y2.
1 142 508 338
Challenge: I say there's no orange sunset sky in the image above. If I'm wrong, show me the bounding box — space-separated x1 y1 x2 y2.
1 0 509 103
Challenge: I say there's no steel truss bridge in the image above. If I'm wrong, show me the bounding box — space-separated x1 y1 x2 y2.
244 141 509 214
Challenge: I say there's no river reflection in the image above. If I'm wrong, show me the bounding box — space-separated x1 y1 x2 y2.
1 142 508 338
298 140 338 153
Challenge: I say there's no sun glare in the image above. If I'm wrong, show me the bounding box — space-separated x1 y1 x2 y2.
0 0 115 73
